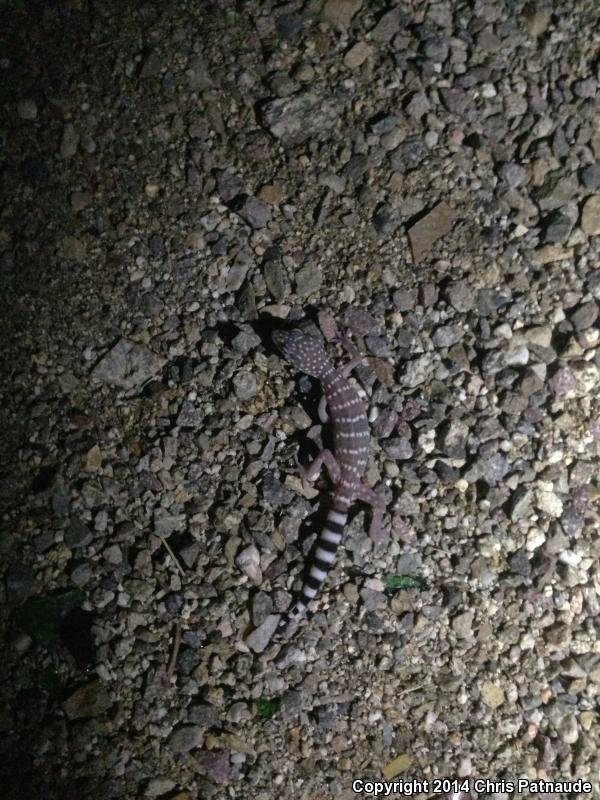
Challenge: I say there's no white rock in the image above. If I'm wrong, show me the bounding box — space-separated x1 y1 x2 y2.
236 544 262 584
536 489 563 517
526 527 546 551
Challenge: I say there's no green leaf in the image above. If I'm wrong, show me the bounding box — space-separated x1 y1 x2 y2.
14 588 86 648
256 697 281 719
383 575 427 591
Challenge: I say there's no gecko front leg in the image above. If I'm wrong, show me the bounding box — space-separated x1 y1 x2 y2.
334 332 364 377
318 394 329 423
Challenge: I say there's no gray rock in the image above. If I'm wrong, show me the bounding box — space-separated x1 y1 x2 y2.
508 548 531 577
262 473 293 505
168 725 204 754
65 518 93 548
71 563 95 587
263 259 285 301
145 778 176 797
217 170 245 203
403 354 432 387
560 509 583 535
406 91 430 120
407 201 456 261
439 419 469 459
573 78 597 99
372 409 398 439
252 591 274 626
370 7 402 42
498 162 528 188
245 614 280 653
569 301 599 331
195 749 231 784
261 92 339 144
318 172 345 194
536 175 578 211
188 703 220 727
233 370 257 400
154 511 185 536
476 288 512 315
234 196 271 229
321 0 362 32
550 366 577 397
445 280 475 313
580 163 600 190
543 211 574 244
432 325 461 347
92 339 166 392
423 37 449 62
344 308 379 336
581 195 600 235
439 88 470 114
510 488 533 521
482 453 509 484
295 263 322 295
452 610 474 639
383 437 413 460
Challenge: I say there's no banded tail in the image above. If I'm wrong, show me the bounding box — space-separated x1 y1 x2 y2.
280 494 349 627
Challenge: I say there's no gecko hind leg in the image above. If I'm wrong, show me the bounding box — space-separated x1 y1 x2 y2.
355 483 386 543
295 448 341 493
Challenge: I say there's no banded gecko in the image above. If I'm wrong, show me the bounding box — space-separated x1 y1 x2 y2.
273 328 385 626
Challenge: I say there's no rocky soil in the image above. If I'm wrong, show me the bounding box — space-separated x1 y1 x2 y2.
1 1 599 798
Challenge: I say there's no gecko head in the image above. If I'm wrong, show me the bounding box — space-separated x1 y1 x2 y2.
273 329 330 378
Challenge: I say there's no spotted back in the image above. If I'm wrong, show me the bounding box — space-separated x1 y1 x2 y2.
273 329 332 379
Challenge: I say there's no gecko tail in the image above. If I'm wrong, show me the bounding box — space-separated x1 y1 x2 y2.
278 497 349 636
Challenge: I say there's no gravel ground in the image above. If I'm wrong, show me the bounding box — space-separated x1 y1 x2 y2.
1 1 600 798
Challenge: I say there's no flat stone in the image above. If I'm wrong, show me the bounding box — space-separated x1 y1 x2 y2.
92 339 166 391
536 489 563 518
370 7 402 42
261 91 339 145
407 202 456 262
524 4 552 37
533 244 574 264
236 544 262 584
245 614 280 653
63 681 112 719
194 749 231 784
580 163 600 190
145 778 177 797
233 370 258 400
480 681 505 709
569 301 599 331
322 0 362 32
344 41 373 68
168 725 204 754
233 195 271 229
295 263 322 295
581 195 600 235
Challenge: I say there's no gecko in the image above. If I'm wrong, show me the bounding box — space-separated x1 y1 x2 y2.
273 327 385 627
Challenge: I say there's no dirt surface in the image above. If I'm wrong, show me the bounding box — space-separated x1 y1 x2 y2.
1 1 599 798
